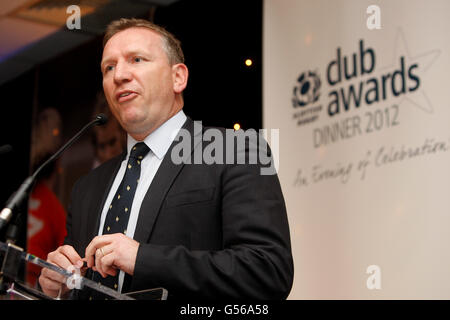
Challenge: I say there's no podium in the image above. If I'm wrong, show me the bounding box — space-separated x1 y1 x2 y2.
0 242 168 300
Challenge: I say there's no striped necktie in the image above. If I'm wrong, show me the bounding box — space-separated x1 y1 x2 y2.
91 142 150 299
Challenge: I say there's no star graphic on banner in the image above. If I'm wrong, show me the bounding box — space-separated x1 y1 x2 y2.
378 28 441 114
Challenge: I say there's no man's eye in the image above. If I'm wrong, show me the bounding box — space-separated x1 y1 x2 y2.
134 57 142 63
104 65 114 73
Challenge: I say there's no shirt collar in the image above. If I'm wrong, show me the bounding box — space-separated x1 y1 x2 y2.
126 110 187 160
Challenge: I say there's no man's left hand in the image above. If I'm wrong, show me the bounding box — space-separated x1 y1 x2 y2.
85 234 140 278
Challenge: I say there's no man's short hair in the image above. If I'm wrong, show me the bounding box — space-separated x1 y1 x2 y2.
103 18 184 65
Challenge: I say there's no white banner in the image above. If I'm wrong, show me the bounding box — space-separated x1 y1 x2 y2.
264 0 450 299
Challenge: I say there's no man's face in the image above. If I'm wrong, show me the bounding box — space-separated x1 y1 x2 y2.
101 27 182 140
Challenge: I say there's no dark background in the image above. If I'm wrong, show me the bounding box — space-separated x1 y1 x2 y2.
0 0 262 246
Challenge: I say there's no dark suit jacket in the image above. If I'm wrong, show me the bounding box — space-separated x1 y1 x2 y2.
65 118 293 300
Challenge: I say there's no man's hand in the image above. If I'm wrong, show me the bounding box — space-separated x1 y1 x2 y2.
85 233 139 278
38 245 84 298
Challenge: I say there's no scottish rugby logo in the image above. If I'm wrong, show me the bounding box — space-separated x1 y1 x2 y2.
292 70 323 126
292 70 321 108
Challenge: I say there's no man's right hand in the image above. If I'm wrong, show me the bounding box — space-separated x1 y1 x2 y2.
38 245 84 298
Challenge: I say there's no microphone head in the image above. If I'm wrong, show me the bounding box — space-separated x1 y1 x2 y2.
95 113 108 125
0 144 12 155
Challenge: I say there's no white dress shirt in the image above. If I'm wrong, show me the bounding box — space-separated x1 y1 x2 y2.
97 110 187 292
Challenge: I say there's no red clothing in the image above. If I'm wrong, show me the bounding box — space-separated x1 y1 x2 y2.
27 182 66 286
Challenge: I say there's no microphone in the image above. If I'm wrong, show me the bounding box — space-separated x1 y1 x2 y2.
0 144 12 155
0 114 108 232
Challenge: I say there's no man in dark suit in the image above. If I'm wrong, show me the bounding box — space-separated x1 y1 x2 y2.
39 18 293 300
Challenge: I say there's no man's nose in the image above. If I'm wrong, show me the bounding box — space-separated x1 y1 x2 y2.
113 61 132 83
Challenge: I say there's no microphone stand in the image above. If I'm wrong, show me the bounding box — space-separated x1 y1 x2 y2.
0 114 107 294
0 114 107 235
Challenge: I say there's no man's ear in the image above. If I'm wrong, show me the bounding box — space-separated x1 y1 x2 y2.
172 63 188 93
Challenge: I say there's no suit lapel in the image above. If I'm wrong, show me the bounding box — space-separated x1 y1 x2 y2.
133 118 201 244
83 151 126 244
